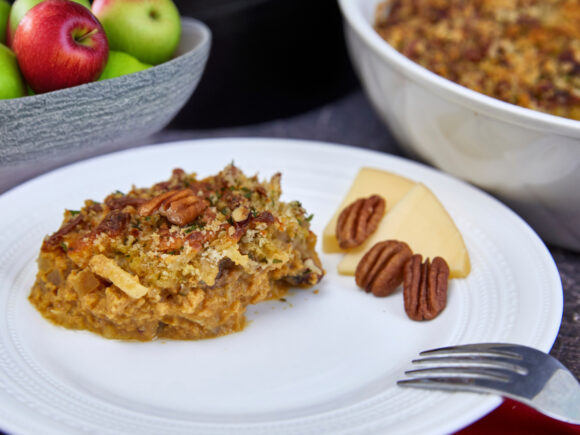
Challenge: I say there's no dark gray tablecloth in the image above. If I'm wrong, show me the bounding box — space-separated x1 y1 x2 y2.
2 90 578 380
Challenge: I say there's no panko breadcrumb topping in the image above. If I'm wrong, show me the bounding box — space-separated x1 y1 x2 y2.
375 0 580 120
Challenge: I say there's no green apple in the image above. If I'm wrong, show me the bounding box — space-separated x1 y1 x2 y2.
6 0 91 46
92 0 181 65
98 50 152 80
0 0 10 45
0 43 27 99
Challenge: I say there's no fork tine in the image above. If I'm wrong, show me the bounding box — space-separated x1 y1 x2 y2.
397 374 516 396
405 366 511 382
411 355 529 375
419 343 522 360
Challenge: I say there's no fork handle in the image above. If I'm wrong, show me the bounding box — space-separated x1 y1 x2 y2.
532 368 580 424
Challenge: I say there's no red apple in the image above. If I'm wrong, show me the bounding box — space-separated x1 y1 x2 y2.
13 0 108 94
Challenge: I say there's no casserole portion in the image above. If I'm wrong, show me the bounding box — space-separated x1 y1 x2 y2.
29 164 324 340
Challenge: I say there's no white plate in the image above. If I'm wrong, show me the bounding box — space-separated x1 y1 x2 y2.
0 138 562 435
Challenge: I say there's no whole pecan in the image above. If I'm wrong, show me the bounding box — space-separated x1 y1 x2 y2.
355 240 412 297
138 189 209 226
336 195 385 249
403 255 449 321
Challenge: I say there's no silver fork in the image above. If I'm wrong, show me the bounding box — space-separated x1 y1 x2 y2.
397 343 580 424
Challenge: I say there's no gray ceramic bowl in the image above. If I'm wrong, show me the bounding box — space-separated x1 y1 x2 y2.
0 17 210 165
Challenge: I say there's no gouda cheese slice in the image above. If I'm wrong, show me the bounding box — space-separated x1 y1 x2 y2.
337 183 470 279
323 167 416 253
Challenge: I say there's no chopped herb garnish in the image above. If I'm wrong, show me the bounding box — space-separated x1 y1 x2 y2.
184 223 202 233
306 214 314 222
114 190 124 195
68 210 80 216
60 242 68 252
241 187 253 199
272 259 282 264
207 194 218 206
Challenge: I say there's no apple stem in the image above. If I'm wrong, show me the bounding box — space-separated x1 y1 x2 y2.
149 9 159 20
76 28 99 43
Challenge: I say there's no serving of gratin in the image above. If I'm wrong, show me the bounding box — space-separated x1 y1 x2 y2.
29 164 324 341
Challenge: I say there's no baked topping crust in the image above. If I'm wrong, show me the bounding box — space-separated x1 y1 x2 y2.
375 0 580 120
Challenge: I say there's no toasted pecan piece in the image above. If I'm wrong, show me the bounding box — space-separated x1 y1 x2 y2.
336 195 386 249
42 214 84 251
105 195 146 210
403 255 449 321
96 210 131 236
138 189 209 226
355 240 412 297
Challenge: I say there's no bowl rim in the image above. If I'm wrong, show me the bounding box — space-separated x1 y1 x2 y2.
172 16 212 59
0 16 211 104
338 0 580 138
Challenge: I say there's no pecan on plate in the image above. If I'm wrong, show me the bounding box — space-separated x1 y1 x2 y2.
336 195 386 249
355 240 412 297
138 189 209 226
403 255 449 321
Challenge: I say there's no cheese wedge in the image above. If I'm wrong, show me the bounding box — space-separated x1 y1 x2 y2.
337 183 470 279
89 254 149 299
323 167 416 253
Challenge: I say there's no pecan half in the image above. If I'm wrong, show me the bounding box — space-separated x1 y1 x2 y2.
403 255 449 321
138 189 209 226
42 214 84 251
96 210 131 236
105 195 146 210
336 195 386 249
355 240 412 297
